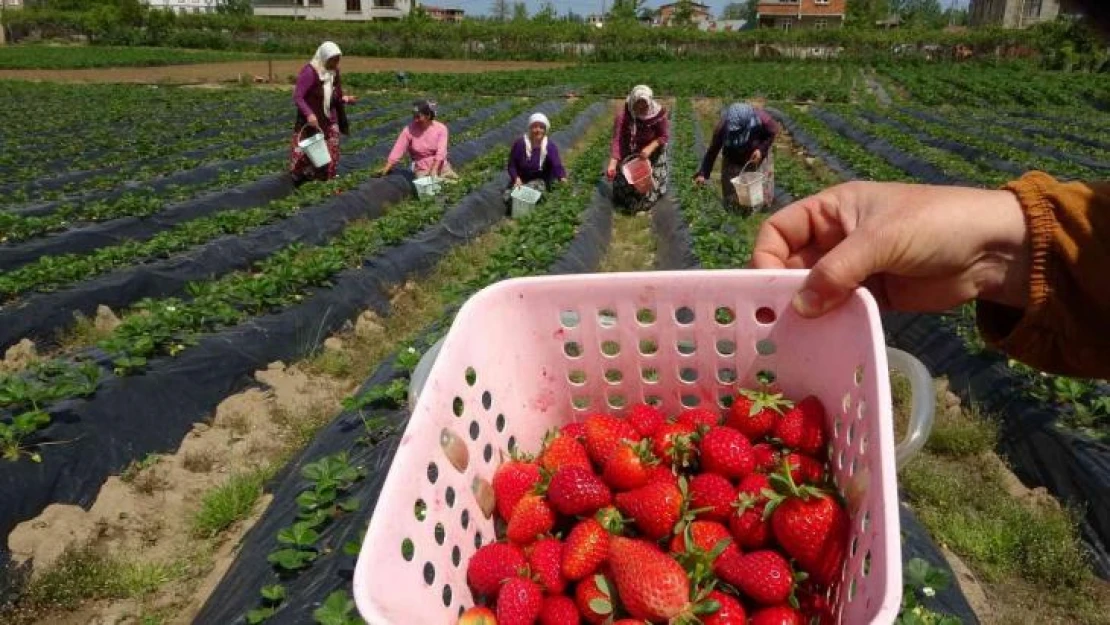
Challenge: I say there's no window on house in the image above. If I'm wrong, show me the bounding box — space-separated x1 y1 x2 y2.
347 0 361 10
814 0 830 4
779 18 793 31
1024 0 1042 17
814 18 828 29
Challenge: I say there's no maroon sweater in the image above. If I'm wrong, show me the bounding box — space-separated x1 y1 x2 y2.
293 64 349 135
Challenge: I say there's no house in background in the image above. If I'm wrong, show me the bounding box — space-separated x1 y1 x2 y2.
657 2 712 26
700 19 748 32
756 0 847 30
968 0 1081 28
252 0 411 20
423 4 463 22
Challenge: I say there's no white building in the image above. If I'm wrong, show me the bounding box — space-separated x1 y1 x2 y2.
253 0 411 20
146 0 220 14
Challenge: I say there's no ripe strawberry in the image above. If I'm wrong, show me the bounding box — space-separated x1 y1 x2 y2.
749 606 804 625
677 407 721 429
608 536 690 621
614 480 683 540
507 494 556 545
701 589 747 625
796 580 836 625
538 595 580 625
727 388 792 441
561 518 609 581
645 464 679 488
627 403 666 438
752 443 781 474
699 426 755 479
730 474 772 549
574 574 615 624
602 439 658 491
768 483 849 586
718 549 794 606
493 459 542 522
584 413 640 466
497 577 544 625
729 501 771 550
784 452 825 485
612 621 649 625
546 466 612 516
774 395 828 457
561 421 587 440
540 431 592 472
687 473 735 522
467 542 526 598
668 519 731 556
458 606 497 625
528 537 565 594
652 421 697 468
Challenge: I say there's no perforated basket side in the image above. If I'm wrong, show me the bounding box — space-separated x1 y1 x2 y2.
353 270 902 625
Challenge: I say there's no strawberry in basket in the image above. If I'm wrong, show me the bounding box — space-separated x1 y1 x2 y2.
460 389 849 625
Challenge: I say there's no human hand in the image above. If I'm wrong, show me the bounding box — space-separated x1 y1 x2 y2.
750 149 762 164
639 149 652 160
513 177 523 188
307 114 320 130
378 164 392 177
605 159 617 181
750 181 1030 318
343 95 358 104
694 174 706 185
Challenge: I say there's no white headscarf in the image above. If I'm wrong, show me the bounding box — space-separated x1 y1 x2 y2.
309 41 342 113
627 85 662 120
524 112 550 165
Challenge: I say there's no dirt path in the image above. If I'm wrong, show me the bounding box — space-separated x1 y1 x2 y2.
0 57 569 84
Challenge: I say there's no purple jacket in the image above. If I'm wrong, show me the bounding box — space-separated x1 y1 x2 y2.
293 64 349 135
507 136 567 185
697 109 779 178
610 108 670 160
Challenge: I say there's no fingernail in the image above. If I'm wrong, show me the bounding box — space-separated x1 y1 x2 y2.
793 289 824 317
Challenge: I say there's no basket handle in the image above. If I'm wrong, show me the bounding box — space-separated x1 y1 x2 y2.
887 347 935 469
740 157 760 175
408 336 447 408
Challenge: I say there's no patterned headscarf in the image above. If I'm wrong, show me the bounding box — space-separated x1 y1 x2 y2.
723 102 759 145
413 99 438 120
627 85 662 120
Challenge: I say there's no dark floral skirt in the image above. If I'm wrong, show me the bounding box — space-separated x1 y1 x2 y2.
289 123 340 183
613 151 669 214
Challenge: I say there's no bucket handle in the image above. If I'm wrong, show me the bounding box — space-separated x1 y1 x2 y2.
296 124 325 142
887 347 935 469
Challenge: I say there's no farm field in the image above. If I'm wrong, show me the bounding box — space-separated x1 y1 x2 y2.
0 59 1108 625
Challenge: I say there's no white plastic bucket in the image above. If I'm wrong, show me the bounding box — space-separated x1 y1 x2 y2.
414 176 442 199
510 185 542 219
731 166 765 209
297 132 332 169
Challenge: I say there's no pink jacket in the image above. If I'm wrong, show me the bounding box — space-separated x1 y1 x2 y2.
387 120 449 174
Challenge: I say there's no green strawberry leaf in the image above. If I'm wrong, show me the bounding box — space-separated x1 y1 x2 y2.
589 598 613 614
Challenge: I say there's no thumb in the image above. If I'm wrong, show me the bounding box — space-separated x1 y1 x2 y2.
794 230 884 318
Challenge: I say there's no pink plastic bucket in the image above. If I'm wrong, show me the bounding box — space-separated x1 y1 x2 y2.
621 156 655 196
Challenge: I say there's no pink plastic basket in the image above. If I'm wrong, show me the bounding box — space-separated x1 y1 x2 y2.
621 155 655 195
354 270 932 624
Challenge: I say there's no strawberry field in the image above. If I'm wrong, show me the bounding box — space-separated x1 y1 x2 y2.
0 61 1108 625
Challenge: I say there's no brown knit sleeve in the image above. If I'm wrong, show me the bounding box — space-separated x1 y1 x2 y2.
976 171 1110 379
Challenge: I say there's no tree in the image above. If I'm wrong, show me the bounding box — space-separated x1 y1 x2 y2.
489 0 509 21
898 0 944 28
216 0 252 16
672 0 694 27
533 1 557 22
846 0 891 27
720 2 747 21
608 0 642 22
511 1 528 21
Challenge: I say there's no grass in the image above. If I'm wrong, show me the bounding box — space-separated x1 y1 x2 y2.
600 212 656 272
191 467 271 539
0 545 185 624
120 453 165 494
892 375 1110 624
